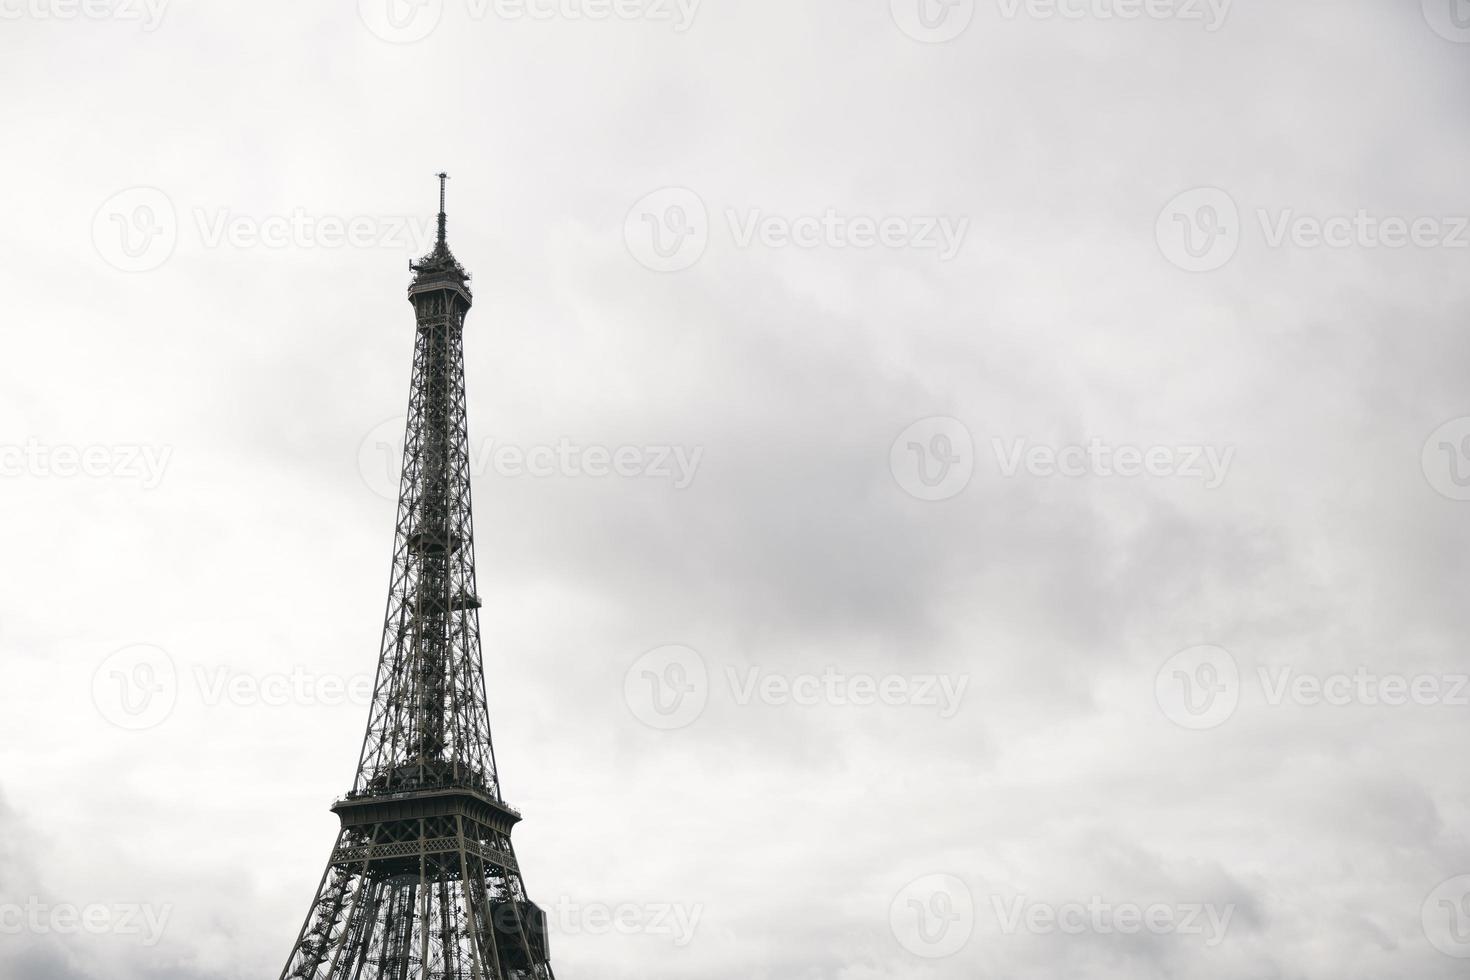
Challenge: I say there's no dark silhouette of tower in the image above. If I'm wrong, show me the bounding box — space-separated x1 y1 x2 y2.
279 176 556 980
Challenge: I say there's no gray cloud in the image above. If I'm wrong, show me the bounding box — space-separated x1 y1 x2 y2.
2 0 1469 977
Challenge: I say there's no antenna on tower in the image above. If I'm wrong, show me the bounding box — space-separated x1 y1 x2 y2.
436 171 449 247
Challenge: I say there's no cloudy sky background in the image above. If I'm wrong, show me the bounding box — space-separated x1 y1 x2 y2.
3 0 1470 976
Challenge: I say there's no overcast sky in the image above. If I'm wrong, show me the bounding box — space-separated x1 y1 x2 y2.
3 0 1470 977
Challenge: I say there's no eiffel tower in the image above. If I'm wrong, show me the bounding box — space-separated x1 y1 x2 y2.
279 175 556 980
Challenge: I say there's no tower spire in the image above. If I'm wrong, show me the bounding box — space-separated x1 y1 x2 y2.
436 171 449 248
277 181 554 980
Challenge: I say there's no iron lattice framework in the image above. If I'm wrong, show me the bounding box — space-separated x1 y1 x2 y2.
279 176 556 980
